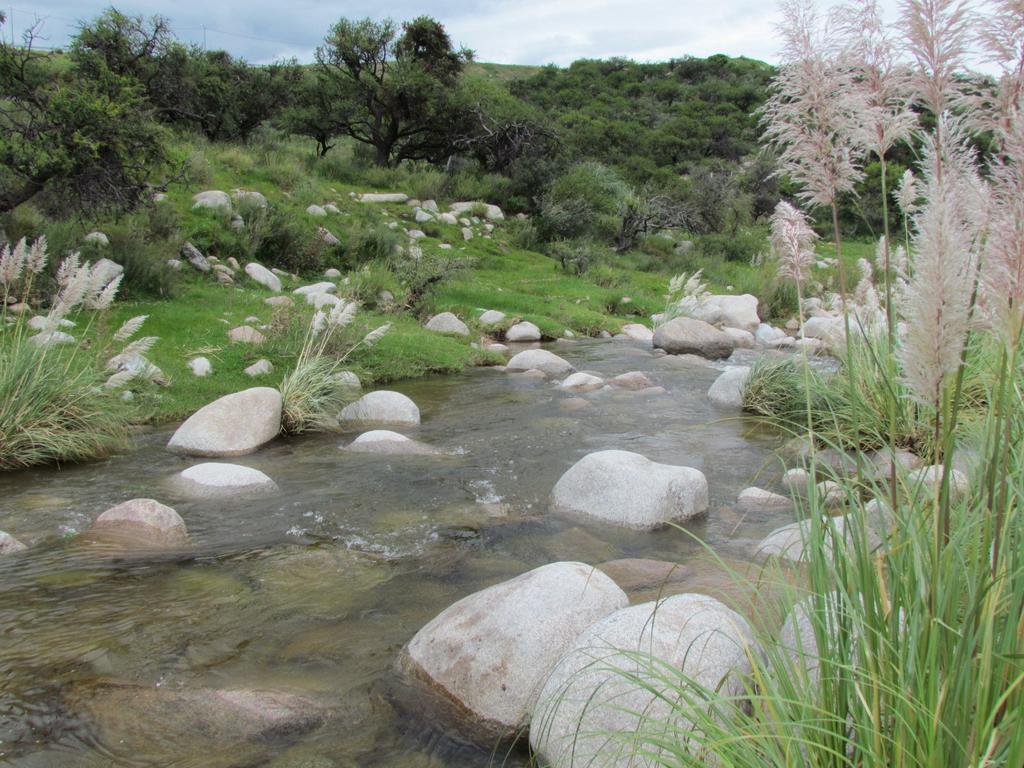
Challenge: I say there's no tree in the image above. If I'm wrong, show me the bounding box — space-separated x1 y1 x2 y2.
314 16 471 166
0 15 167 214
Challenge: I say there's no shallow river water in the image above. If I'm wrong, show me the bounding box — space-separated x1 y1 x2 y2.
0 339 799 767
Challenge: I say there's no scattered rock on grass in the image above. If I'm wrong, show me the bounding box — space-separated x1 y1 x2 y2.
228 326 265 344
188 357 212 377
244 359 273 377
424 312 470 336
505 321 541 342
244 263 282 292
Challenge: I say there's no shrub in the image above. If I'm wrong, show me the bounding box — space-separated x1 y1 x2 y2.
278 299 390 433
539 161 628 243
346 262 402 310
343 225 402 269
692 229 765 263
0 238 153 468
505 217 540 251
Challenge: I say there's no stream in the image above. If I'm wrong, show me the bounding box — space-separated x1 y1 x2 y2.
0 339 798 767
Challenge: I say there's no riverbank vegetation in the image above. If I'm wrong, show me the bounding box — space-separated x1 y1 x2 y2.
604 0 1024 765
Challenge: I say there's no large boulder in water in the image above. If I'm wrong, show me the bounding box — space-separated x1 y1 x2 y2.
172 462 278 499
530 594 756 768
550 450 708 530
338 391 420 427
68 683 334 764
167 387 282 457
0 531 27 556
402 562 627 742
85 499 188 550
653 317 735 359
695 294 760 332
424 312 469 336
707 366 751 408
343 430 440 456
505 349 574 377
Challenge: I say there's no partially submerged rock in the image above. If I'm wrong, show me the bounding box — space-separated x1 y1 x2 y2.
597 558 691 592
530 594 756 768
737 486 794 514
167 387 282 457
343 430 441 456
558 372 604 392
505 349 574 377
173 462 278 499
84 499 188 550
402 562 627 741
707 366 751 408
0 531 27 556
550 450 708 530
338 391 420 427
653 317 735 359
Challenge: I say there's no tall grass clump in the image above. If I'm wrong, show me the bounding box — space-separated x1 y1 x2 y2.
278 299 390 433
541 2 1024 766
0 238 155 468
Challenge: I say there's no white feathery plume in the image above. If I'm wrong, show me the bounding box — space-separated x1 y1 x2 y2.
761 0 863 210
121 336 158 358
662 270 709 322
113 315 148 342
899 0 973 119
311 310 327 336
770 200 819 286
833 0 917 158
0 238 27 287
967 0 1024 134
897 114 982 409
362 323 392 347
980 111 1024 349
105 369 139 389
49 260 92 321
896 169 920 218
86 274 122 310
25 235 47 274
55 252 81 290
328 299 357 329
892 244 909 276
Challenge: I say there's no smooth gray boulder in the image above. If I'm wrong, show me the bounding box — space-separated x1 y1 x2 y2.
344 430 440 456
653 317 735 359
0 531 27 556
723 327 756 349
227 326 265 344
695 294 760 332
402 562 628 741
338 391 420 427
597 558 691 592
505 321 541 342
530 594 756 768
85 498 188 549
167 387 282 457
192 190 231 211
173 463 278 499
359 192 409 203
479 309 506 325
244 359 273 377
608 371 652 390
707 366 751 408
551 450 708 530
559 372 604 392
305 204 327 217
424 312 470 336
450 201 504 221
619 323 654 342
737 486 794 514
506 349 574 377
188 357 213 377
244 263 282 292
232 189 268 207
180 242 210 272
84 231 109 246
293 282 336 297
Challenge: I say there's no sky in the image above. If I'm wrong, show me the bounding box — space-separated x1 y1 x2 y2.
1 0 908 66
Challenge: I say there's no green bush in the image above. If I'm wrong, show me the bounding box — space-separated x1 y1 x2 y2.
347 262 402 310
539 161 628 243
693 229 764 263
343 225 402 269
506 217 540 251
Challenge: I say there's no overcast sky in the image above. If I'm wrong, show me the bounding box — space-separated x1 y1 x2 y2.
4 1 903 66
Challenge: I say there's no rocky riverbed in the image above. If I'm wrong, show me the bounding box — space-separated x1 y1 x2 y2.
0 337 811 767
